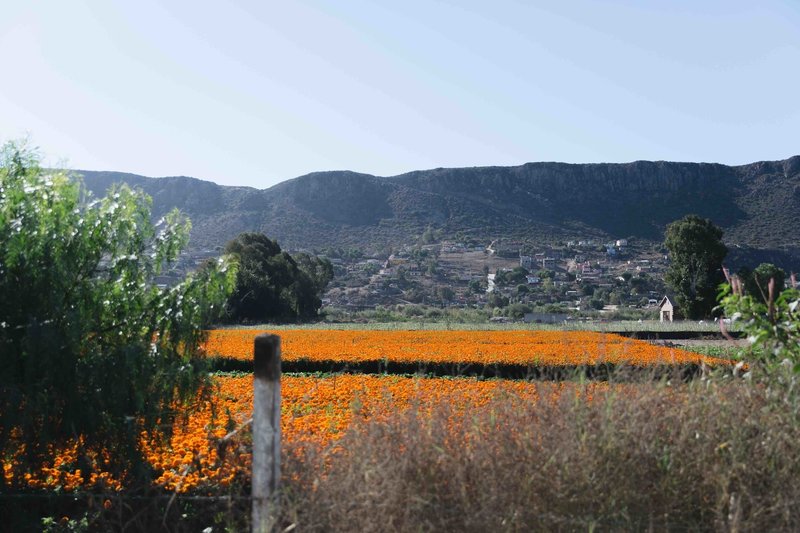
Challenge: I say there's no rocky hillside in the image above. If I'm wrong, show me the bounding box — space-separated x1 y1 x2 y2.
76 156 800 266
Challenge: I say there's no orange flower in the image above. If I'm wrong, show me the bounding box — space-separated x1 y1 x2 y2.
4 374 603 493
203 329 730 367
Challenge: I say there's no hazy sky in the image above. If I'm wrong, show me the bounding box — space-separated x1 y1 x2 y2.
1 1 798 189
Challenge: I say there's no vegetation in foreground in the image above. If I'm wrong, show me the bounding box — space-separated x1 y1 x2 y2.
0 143 236 485
9 374 800 532
279 377 800 532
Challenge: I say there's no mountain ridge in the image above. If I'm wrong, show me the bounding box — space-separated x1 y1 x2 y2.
75 155 800 268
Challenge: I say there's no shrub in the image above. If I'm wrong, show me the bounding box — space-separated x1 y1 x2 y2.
278 378 800 531
0 141 237 481
719 268 799 377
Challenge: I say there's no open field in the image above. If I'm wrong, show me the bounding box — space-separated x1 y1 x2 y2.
224 319 741 333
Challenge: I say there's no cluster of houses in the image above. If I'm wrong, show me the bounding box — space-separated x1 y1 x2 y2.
285 237 678 320
167 236 683 322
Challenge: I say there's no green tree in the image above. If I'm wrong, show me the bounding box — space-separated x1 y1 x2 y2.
487 292 509 308
495 267 529 286
589 298 605 310
294 252 334 294
629 274 650 295
506 303 531 319
224 233 331 323
426 259 439 277
0 142 236 480
741 263 786 303
468 279 484 294
664 215 727 319
420 225 437 244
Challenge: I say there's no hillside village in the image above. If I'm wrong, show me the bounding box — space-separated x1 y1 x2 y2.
160 236 669 321
316 237 670 320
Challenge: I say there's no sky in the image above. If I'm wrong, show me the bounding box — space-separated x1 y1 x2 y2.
1 1 798 189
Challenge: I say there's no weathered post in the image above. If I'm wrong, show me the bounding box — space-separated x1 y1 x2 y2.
252 334 281 533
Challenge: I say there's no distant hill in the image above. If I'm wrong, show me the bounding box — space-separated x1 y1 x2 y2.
76 155 800 269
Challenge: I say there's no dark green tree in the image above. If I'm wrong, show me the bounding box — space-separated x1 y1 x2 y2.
506 303 531 319
664 215 727 319
741 263 786 303
495 267 529 286
629 275 650 295
589 298 605 310
437 286 455 303
468 279 484 294
294 252 334 295
224 233 332 323
487 292 509 308
536 269 555 280
0 142 237 481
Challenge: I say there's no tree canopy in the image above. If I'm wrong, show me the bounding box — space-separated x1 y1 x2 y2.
223 232 333 323
664 214 727 319
737 263 786 303
0 142 237 480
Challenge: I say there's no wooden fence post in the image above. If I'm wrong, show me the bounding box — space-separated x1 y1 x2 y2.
252 334 281 533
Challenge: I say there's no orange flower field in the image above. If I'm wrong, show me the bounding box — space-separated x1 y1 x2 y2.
2 330 731 493
203 329 729 367
4 374 607 493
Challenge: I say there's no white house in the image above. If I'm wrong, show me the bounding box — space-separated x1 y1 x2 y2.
658 295 676 322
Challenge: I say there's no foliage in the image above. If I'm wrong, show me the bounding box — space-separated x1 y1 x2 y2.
588 298 605 310
223 233 332 323
293 252 335 296
494 266 529 286
467 279 484 294
505 302 531 319
0 141 237 480
487 292 509 308
17 375 800 531
664 214 727 319
737 262 786 303
322 305 493 324
435 286 455 302
629 274 651 295
719 269 799 376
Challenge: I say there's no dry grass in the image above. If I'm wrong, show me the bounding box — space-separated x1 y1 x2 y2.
8 375 800 532
278 377 800 532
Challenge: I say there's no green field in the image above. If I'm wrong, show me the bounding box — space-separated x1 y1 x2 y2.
219 319 739 333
